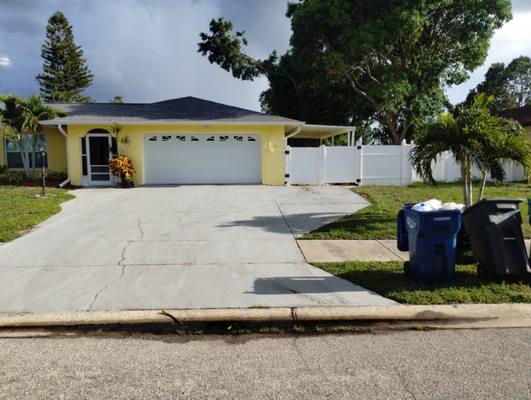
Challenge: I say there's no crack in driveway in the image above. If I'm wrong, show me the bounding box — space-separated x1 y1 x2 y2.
87 240 132 311
137 215 144 240
86 264 126 311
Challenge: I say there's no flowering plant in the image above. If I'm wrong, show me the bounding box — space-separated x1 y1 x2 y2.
109 155 135 187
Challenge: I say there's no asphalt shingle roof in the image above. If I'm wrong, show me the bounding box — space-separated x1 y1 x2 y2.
40 96 302 125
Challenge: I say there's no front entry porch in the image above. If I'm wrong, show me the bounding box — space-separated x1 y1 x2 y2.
81 130 116 186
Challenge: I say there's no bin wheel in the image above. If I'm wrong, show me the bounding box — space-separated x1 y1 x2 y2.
403 261 412 277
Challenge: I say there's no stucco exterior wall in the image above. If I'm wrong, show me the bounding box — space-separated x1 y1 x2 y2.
0 127 67 173
67 124 286 186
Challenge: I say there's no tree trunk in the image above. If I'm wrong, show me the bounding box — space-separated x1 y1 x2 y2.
478 170 488 202
18 135 31 178
31 136 36 178
460 163 469 207
466 157 473 206
460 157 473 207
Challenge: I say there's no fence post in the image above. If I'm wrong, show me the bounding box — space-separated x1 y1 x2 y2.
284 144 291 185
319 145 326 185
357 138 363 185
400 139 414 185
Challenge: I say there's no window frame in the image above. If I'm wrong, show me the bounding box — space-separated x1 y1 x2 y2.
4 135 48 169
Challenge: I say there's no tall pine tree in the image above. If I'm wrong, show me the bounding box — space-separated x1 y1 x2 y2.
36 11 93 103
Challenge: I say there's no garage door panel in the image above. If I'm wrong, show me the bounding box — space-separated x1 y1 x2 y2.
145 134 261 184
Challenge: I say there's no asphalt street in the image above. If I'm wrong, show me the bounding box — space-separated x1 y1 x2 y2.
0 328 529 399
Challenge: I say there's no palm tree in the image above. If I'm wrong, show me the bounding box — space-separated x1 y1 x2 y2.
0 94 59 178
410 94 530 207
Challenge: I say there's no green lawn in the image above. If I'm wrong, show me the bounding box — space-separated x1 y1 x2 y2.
316 261 531 304
303 182 531 240
0 186 74 242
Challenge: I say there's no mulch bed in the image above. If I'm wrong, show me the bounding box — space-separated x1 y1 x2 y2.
0 178 78 189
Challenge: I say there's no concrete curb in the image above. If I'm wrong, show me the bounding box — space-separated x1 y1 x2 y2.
0 304 530 330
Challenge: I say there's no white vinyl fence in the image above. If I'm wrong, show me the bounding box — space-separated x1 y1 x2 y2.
426 151 525 183
286 140 525 186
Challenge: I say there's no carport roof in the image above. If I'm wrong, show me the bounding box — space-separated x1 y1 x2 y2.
39 96 303 126
290 124 356 140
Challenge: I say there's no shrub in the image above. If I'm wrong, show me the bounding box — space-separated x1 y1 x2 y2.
0 171 25 184
46 170 68 181
109 156 135 187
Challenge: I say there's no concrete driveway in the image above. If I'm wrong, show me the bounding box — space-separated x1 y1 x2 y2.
0 185 394 312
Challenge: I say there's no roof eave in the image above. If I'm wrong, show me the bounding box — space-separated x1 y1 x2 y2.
39 119 304 126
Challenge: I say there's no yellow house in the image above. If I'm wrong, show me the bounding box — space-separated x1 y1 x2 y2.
1 97 350 186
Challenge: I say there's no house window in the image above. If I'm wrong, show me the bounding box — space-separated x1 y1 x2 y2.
4 135 48 168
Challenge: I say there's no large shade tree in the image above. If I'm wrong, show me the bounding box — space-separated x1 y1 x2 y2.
36 11 93 103
410 95 530 207
464 56 531 112
198 0 512 144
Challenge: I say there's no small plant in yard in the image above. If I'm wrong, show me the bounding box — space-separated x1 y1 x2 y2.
110 123 131 152
109 155 135 188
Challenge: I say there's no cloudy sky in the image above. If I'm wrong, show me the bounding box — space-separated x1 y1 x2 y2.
0 0 530 111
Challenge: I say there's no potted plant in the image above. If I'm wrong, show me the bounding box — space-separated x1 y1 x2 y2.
108 124 135 188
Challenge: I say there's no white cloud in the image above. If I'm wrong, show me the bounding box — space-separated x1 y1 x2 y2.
0 56 11 67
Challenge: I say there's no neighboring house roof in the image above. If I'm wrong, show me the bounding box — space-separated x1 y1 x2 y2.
40 96 303 126
497 104 531 127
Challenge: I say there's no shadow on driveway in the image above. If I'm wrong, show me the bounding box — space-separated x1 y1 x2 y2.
248 276 372 295
218 212 352 235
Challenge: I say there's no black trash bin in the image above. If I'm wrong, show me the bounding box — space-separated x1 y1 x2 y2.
396 204 413 252
462 199 530 277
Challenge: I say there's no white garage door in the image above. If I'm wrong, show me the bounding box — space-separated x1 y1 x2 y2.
144 134 262 184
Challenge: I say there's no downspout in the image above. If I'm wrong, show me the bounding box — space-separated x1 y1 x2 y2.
57 124 70 188
285 125 303 140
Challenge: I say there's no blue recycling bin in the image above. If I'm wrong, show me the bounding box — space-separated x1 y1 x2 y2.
404 207 462 284
396 204 414 251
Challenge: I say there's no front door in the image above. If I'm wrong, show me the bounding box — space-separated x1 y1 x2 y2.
88 136 112 185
